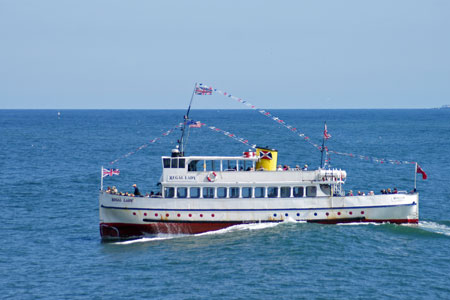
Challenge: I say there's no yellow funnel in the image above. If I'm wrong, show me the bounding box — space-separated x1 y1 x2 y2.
256 147 278 171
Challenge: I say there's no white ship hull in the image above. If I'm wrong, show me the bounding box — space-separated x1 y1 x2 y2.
99 191 419 240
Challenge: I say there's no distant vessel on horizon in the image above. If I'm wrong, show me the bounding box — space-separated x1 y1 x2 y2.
439 105 450 109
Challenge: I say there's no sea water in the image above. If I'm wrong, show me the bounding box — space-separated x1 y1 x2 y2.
1 109 449 299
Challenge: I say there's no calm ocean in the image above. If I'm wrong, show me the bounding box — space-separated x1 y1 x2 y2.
1 109 449 299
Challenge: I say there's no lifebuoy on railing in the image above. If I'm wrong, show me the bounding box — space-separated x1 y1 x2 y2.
207 171 217 182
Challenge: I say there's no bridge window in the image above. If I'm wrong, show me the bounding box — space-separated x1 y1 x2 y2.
190 187 200 198
268 187 278 198
164 187 174 198
163 158 171 168
280 187 291 198
217 187 227 198
306 186 317 197
255 187 265 198
293 187 304 197
179 158 185 168
203 187 214 198
242 187 252 198
171 158 178 168
177 187 187 198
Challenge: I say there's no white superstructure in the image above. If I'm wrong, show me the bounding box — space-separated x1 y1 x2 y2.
99 149 419 240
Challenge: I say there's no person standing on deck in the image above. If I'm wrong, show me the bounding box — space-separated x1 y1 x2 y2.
132 184 141 196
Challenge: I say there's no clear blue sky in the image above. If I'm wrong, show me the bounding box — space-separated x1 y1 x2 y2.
1 0 449 109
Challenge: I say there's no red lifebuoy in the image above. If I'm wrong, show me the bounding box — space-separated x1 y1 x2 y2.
207 172 217 182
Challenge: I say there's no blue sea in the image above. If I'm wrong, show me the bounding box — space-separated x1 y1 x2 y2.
1 109 450 299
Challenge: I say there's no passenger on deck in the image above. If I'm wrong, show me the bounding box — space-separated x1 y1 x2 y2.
106 186 111 193
283 165 290 171
347 190 353 196
277 165 283 171
393 188 398 194
302 164 308 171
112 186 118 194
295 165 301 170
133 184 141 196
150 191 154 197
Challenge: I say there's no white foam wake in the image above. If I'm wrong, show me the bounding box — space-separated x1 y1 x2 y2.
194 222 280 236
414 221 450 236
337 222 382 226
114 220 306 245
114 234 185 245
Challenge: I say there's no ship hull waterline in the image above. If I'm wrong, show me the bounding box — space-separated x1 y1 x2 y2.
99 192 419 240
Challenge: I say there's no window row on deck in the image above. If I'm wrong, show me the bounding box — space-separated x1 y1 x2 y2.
163 185 327 199
163 158 255 172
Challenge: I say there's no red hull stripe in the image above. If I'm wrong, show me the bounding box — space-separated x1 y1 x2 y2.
100 219 419 239
101 201 417 212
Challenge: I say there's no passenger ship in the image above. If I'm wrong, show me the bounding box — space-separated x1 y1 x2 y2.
99 145 419 240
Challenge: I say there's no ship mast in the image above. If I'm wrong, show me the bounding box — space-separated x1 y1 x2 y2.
178 83 197 155
320 121 329 168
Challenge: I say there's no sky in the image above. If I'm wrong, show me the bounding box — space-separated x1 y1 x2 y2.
1 0 449 109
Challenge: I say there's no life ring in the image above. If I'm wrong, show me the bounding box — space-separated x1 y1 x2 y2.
207 172 217 182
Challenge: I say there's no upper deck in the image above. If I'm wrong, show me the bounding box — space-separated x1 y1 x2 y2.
160 155 346 185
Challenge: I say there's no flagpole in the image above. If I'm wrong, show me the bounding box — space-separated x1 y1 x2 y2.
414 162 417 191
320 122 326 168
101 166 104 191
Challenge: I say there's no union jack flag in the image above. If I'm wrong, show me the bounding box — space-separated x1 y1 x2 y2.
259 150 273 160
324 123 331 140
102 168 120 178
188 121 202 128
195 86 213 95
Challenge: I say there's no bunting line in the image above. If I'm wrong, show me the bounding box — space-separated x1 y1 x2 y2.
109 122 184 165
108 120 256 165
198 83 419 167
204 125 256 149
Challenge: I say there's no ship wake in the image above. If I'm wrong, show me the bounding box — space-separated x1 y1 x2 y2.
114 220 305 245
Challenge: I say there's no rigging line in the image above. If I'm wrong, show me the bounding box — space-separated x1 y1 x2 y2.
109 122 183 165
199 83 421 167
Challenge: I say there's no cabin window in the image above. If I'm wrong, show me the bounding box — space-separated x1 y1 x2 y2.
203 187 214 198
255 187 265 198
179 159 185 168
171 158 178 168
242 187 252 198
280 187 291 198
306 186 317 197
320 184 331 196
206 160 221 171
163 158 171 168
217 187 227 198
177 187 187 198
293 187 304 197
164 187 175 198
229 187 239 198
188 160 199 172
225 160 237 171
190 187 200 198
268 187 278 198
